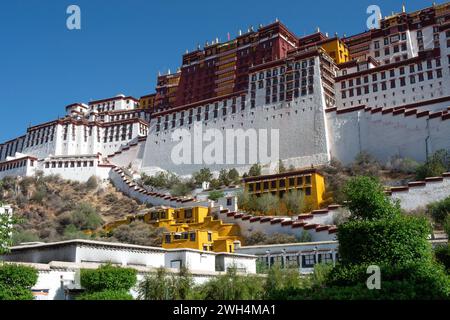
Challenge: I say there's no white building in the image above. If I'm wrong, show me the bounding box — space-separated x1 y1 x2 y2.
0 95 149 182
0 239 257 300
235 241 339 274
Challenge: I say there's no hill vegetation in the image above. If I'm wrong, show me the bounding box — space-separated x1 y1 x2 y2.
0 172 163 246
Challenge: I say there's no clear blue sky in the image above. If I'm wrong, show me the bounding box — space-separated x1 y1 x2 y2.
0 0 440 142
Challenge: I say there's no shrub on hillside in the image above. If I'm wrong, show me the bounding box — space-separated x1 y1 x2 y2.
110 221 164 247
193 168 213 186
386 155 419 174
244 231 305 246
320 158 349 204
11 230 40 245
415 149 450 180
57 203 102 233
343 176 401 220
85 176 99 190
427 196 450 224
349 152 382 178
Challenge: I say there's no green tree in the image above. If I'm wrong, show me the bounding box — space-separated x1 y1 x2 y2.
0 264 38 300
70 203 103 231
141 172 180 189
337 215 432 266
208 190 225 201
248 163 262 177
193 168 213 186
343 176 401 220
275 175 450 300
427 196 450 224
196 267 264 300
0 207 17 254
278 160 286 174
283 190 305 214
78 264 137 300
170 267 195 300
227 168 240 185
218 169 231 186
170 183 192 197
138 267 173 300
264 263 306 299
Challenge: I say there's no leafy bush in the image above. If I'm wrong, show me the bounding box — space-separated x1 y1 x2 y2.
445 215 450 238
77 289 133 300
427 196 450 224
283 190 305 215
349 152 381 178
170 183 192 197
320 158 349 204
279 260 450 300
0 264 38 300
386 156 419 174
264 264 307 299
80 264 137 293
62 224 90 240
338 215 432 266
343 176 401 220
247 163 262 177
70 203 103 231
138 267 194 300
227 168 240 185
85 176 99 190
244 231 300 246
142 171 180 189
196 267 264 300
434 244 450 273
30 187 47 204
208 190 224 201
415 149 450 180
11 230 40 245
110 221 164 247
193 168 213 186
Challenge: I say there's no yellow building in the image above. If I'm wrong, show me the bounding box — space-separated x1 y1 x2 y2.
103 206 242 253
242 168 326 210
320 38 350 64
139 93 156 111
298 32 350 64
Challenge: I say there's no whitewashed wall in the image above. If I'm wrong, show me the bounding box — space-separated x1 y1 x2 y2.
389 174 450 211
141 56 330 175
327 106 450 164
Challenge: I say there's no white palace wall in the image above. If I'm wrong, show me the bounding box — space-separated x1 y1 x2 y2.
327 105 450 165
142 55 331 175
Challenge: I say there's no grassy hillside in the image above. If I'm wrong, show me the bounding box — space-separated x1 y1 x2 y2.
0 173 163 246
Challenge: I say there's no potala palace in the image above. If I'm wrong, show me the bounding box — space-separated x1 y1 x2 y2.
2 3 450 181
1 3 450 299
